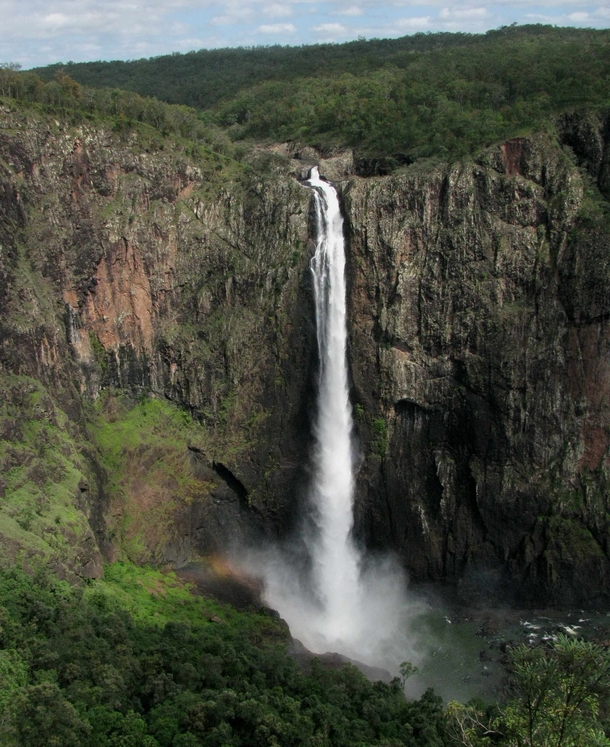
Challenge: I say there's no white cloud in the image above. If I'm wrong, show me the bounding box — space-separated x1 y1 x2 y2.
2 0 610 69
438 6 488 20
396 15 432 28
525 12 556 20
212 7 254 25
338 5 364 15
258 22 297 32
313 22 348 32
41 13 71 30
393 0 593 5
262 3 293 17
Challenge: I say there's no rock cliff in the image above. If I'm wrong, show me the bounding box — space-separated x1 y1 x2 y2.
1 103 609 606
344 118 610 607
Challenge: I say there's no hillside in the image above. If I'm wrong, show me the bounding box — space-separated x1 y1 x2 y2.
26 25 610 165
2 27 610 745
31 30 506 109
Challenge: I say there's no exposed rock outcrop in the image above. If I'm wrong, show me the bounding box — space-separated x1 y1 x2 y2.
344 123 610 607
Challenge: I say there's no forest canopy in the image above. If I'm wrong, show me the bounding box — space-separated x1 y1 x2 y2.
24 25 610 163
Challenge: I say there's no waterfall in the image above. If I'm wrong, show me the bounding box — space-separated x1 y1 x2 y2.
306 166 362 643
246 166 421 674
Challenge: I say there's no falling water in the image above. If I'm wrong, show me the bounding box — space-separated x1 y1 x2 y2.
306 166 362 643
244 166 422 674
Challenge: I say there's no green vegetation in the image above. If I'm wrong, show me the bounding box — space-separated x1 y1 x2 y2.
216 28 610 161
25 25 610 163
3 560 610 747
0 376 215 572
447 635 610 746
3 24 610 747
0 375 98 571
371 419 389 458
89 394 211 565
30 33 489 110
0 66 238 165
0 563 449 746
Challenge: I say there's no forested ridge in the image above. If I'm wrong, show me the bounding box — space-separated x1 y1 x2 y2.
30 30 520 110
2 564 610 746
26 25 610 163
0 564 449 747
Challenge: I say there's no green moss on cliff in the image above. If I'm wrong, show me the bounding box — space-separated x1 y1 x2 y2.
0 374 101 575
89 394 213 564
542 515 605 585
89 562 283 640
0 380 219 572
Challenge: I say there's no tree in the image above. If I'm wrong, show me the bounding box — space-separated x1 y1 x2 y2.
0 62 21 97
502 635 610 747
446 635 610 747
15 683 91 747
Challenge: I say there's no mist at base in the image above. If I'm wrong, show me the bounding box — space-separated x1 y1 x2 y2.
232 166 429 692
232 167 427 689
237 541 428 686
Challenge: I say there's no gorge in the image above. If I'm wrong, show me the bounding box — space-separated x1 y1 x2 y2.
1 102 610 617
255 166 415 673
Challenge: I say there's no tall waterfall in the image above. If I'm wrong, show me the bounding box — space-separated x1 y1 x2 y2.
246 166 421 673
307 166 362 643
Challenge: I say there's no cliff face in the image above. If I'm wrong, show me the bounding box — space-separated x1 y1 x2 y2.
1 103 609 606
344 119 610 606
0 105 316 577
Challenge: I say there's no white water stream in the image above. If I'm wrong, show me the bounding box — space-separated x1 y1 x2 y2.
245 167 422 673
306 166 362 644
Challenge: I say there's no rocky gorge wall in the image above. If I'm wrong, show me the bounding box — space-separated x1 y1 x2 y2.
0 104 316 579
1 103 609 607
342 117 610 607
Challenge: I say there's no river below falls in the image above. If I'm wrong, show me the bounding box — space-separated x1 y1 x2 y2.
406 586 610 702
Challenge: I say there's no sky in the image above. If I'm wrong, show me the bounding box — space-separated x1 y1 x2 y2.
1 0 609 69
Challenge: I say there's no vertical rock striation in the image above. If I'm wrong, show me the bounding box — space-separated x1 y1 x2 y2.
343 121 610 606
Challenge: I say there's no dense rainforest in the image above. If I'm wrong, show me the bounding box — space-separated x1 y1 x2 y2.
1 22 610 746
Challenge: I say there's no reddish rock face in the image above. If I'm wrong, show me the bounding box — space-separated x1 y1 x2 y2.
501 138 527 176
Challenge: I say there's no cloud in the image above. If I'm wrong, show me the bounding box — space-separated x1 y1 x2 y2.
211 6 255 25
4 0 610 69
337 5 364 15
258 22 297 32
396 15 432 28
262 3 293 17
566 10 590 20
3 0 175 40
438 6 488 20
313 22 348 32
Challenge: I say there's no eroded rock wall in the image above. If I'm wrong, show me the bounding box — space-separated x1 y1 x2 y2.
342 122 610 606
0 106 315 574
